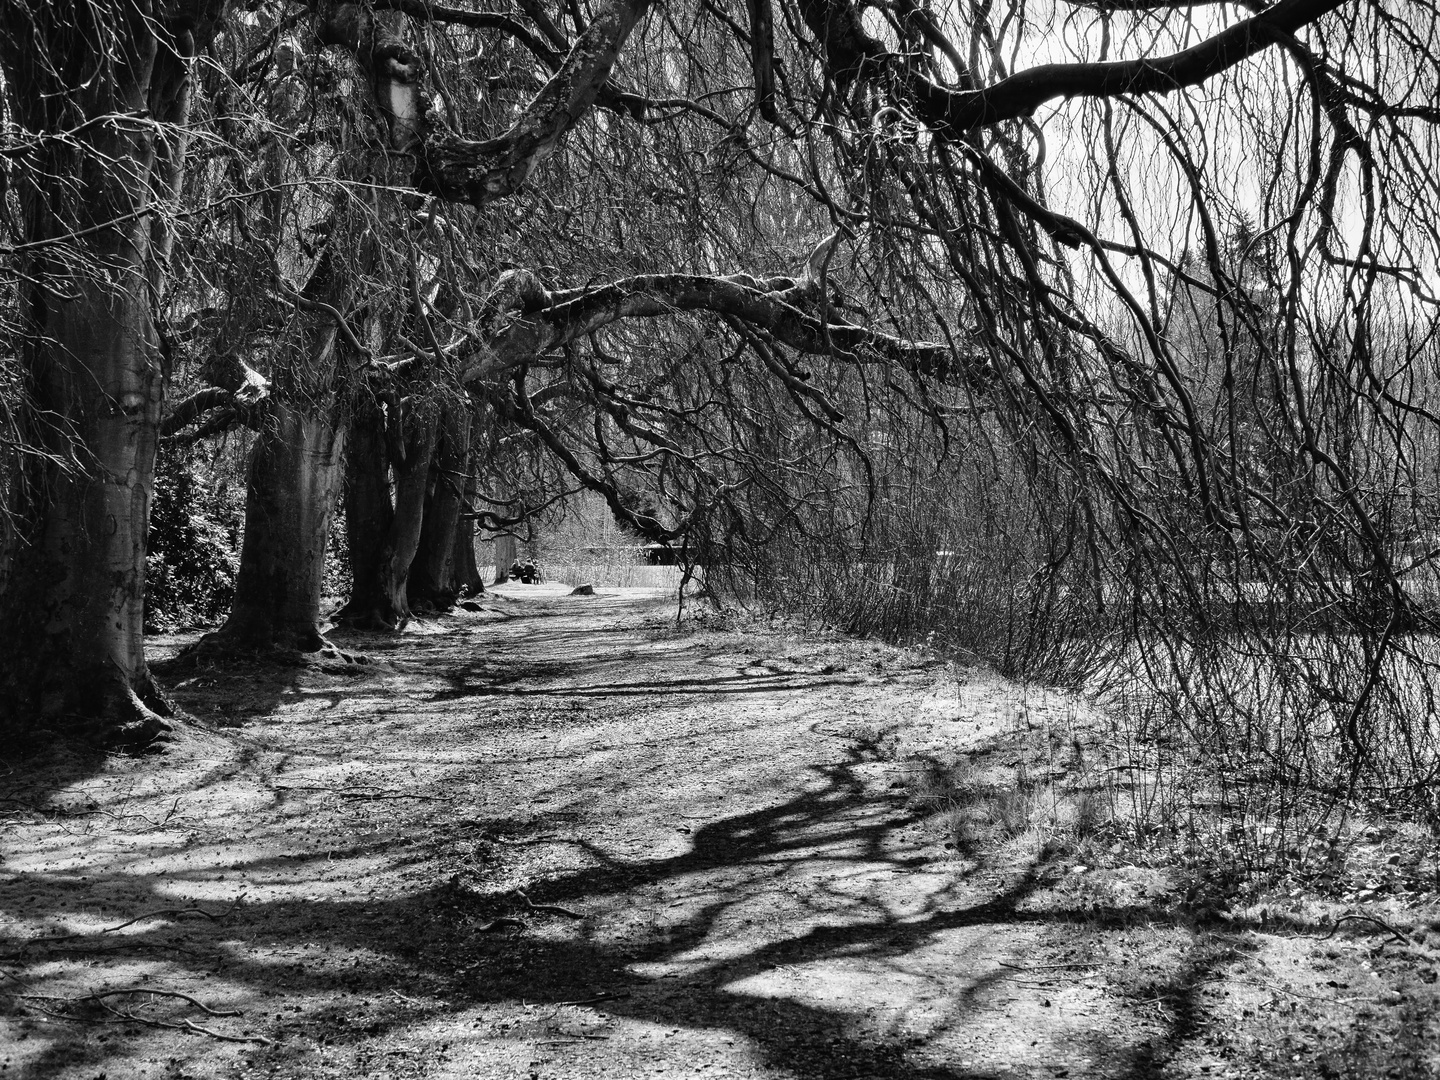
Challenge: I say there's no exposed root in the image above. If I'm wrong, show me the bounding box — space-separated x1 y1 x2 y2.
84 668 184 751
157 628 372 674
330 598 409 633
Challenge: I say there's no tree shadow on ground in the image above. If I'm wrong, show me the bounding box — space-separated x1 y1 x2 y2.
7 598 1428 1080
0 746 111 836
3 729 1394 1080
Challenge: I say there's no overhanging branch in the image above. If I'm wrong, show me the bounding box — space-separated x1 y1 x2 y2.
463 269 988 391
415 0 653 205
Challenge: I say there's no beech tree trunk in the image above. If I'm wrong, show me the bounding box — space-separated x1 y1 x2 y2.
494 533 519 586
452 474 485 599
0 269 175 742
408 400 473 612
338 399 439 630
0 4 219 744
201 225 357 654
207 406 345 652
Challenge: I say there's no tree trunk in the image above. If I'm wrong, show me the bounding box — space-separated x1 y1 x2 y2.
199 229 356 657
453 474 485 599
0 272 176 744
408 400 473 612
338 399 439 630
0 5 220 744
205 406 345 652
494 533 519 585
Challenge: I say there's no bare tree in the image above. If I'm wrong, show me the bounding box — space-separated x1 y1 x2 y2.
3 0 1438 834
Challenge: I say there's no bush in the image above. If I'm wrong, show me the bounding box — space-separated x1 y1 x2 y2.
146 442 241 629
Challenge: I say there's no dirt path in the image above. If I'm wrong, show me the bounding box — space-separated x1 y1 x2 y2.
3 588 1437 1079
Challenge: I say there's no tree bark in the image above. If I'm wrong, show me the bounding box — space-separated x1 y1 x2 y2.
0 268 177 744
408 399 473 612
338 398 439 630
206 405 345 652
417 0 654 205
452 475 485 598
493 532 519 586
0 2 221 744
199 229 356 656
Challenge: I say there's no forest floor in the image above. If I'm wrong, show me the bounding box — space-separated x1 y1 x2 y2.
2 586 1439 1080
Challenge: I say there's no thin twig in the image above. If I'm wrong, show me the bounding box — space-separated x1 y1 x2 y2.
94 1000 272 1045
477 917 527 933
20 988 240 1016
12 988 272 1045
1317 912 1412 945
516 890 584 920
996 960 1095 971
1255 979 1377 1005
98 896 245 934
31 896 244 944
338 790 455 802
550 992 630 1007
271 784 453 802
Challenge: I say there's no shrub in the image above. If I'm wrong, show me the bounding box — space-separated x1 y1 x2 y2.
146 442 241 629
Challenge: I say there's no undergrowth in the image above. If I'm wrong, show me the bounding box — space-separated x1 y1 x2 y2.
880 677 1440 912
146 441 242 630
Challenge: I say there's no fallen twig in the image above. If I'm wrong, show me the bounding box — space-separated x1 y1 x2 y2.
20 987 239 1016
13 987 271 1045
1317 912 1412 945
0 796 183 827
1256 979 1377 1005
550 992 630 1007
89 988 240 1015
477 917 527 933
996 960 1095 972
30 896 244 944
272 785 453 802
516 890 584 920
339 790 454 801
98 895 245 934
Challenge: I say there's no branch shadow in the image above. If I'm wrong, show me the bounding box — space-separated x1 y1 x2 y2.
0 729 1339 1080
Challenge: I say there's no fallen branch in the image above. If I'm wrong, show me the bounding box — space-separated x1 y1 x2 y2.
1317 912 1413 945
515 890 584 920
